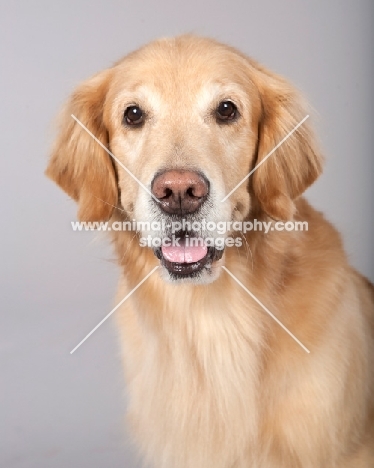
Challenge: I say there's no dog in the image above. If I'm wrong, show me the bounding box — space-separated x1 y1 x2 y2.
46 36 374 468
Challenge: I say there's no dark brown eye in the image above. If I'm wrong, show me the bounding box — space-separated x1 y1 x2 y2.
124 105 144 126
216 101 238 122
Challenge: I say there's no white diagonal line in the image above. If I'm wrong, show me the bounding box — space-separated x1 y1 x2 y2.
71 114 160 204
221 115 309 203
222 266 310 353
70 266 159 354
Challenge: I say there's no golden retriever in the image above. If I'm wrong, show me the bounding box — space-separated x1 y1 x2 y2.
46 36 374 468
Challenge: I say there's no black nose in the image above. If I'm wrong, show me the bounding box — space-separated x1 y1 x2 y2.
151 170 209 215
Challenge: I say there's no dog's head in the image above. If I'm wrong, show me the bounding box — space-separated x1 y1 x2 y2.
46 36 322 284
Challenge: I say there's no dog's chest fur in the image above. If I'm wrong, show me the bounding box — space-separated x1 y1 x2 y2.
116 275 340 468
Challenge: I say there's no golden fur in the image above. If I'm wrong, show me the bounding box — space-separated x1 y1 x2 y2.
46 36 374 467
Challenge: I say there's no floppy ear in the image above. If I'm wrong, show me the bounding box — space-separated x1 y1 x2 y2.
45 69 117 222
251 66 323 220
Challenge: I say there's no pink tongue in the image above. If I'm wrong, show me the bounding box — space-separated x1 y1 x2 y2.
161 239 208 264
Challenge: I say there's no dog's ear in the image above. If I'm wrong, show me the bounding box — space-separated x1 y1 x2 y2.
45 69 117 222
250 65 323 220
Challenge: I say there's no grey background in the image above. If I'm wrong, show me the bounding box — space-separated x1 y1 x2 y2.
1 1 373 467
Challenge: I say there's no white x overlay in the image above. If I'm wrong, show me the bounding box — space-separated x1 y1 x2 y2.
69 114 311 355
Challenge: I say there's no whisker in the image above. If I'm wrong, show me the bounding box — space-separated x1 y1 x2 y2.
239 231 254 270
120 231 139 262
93 195 127 214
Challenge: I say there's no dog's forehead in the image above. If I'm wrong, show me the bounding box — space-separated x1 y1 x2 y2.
111 37 254 100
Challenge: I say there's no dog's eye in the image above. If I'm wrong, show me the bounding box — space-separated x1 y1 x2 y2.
124 105 144 126
216 101 238 122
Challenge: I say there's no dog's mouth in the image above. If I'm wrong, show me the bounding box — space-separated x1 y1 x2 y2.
153 233 224 278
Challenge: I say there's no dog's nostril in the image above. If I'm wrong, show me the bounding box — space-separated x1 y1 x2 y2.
186 187 195 198
162 188 173 199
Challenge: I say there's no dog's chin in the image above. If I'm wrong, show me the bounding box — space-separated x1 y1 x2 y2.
153 246 224 284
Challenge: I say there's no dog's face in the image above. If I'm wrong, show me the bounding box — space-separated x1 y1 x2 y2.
46 36 322 284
